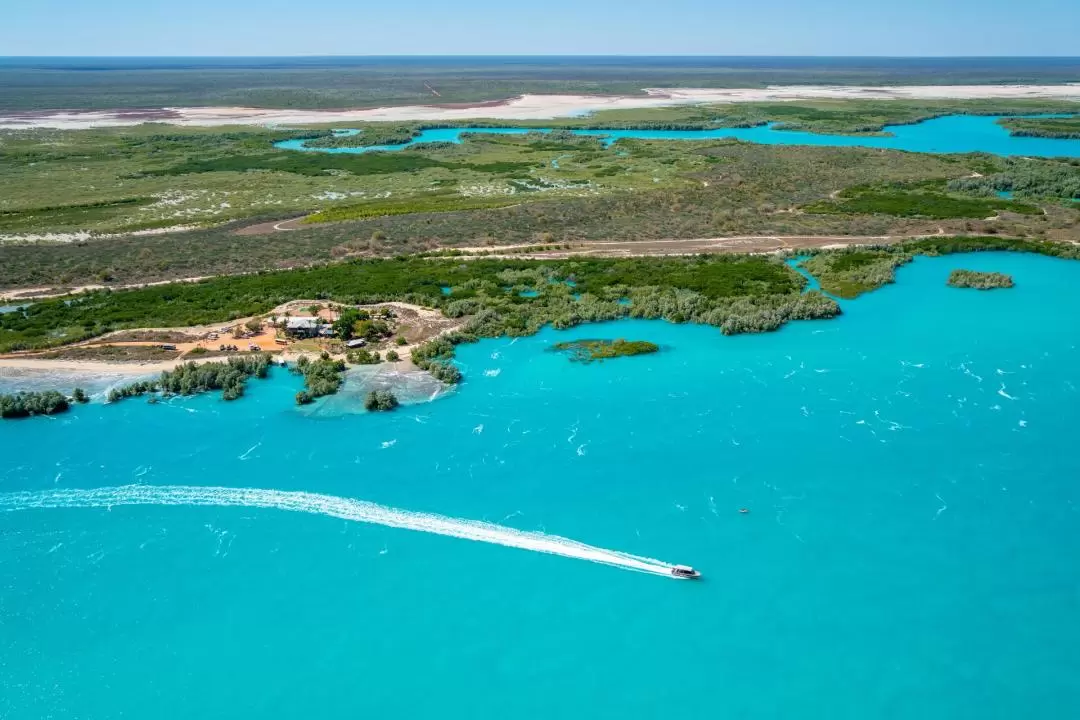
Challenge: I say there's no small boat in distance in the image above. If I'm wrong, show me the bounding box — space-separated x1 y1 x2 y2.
671 565 701 580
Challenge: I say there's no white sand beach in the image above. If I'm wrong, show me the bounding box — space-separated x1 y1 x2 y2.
3 84 1078 130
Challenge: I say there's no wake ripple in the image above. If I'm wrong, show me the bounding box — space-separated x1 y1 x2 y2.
0 485 676 577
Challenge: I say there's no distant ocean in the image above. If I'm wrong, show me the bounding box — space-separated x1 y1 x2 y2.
3 251 1080 718
2 56 1080 73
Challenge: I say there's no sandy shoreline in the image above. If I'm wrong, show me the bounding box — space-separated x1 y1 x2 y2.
3 84 1078 130
0 358 183 375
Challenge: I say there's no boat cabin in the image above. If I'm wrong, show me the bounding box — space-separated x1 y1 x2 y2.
672 565 701 579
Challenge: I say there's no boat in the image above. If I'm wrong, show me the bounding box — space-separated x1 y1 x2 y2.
671 565 701 580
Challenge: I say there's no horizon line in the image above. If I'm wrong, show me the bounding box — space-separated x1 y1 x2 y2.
3 54 1080 59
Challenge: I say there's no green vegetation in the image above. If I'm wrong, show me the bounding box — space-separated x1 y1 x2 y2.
560 99 1080 137
364 389 399 412
107 354 272 403
385 350 400 362
346 348 381 365
802 235 1080 298
295 354 346 399
11 99 1080 253
802 250 913 298
303 126 421 148
947 269 1015 289
9 239 1080 358
305 195 522 223
551 338 660 362
157 151 535 180
0 253 830 351
3 239 1079 393
106 380 159 402
0 390 71 419
411 336 465 384
427 362 463 384
35 344 181 362
999 117 1080 139
0 198 154 234
71 387 89 403
906 234 1080 258
105 330 199 343
948 158 1080 200
804 182 1040 219
4 125 1078 289
333 307 372 340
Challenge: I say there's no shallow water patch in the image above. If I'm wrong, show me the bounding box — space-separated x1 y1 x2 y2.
275 114 1080 158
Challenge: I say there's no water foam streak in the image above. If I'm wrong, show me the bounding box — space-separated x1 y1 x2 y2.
0 485 676 577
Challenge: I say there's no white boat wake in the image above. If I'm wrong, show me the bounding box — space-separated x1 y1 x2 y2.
0 485 677 577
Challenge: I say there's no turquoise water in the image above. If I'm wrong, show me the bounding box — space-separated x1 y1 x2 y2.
786 255 822 293
274 114 1080 157
4 252 1080 718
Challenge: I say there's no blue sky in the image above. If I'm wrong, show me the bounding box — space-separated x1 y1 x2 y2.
3 0 1078 56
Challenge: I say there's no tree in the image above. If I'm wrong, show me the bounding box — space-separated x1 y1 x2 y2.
245 318 263 333
72 388 89 403
347 349 380 365
428 362 462 384
385 350 400 362
364 389 399 412
333 308 361 340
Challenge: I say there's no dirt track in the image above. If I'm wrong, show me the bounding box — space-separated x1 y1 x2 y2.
445 234 927 259
232 216 308 235
0 233 953 301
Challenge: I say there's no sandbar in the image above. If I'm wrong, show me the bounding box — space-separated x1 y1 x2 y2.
3 85 1078 130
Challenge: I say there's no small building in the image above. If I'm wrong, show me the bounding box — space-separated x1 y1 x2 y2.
284 317 321 338
345 338 367 349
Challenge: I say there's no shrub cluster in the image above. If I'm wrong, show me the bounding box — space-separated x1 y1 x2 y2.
107 355 272 403
295 354 346 401
0 390 70 419
346 348 381 365
946 269 1015 289
364 389 400 412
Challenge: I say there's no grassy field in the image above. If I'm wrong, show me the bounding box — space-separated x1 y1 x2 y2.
803 181 1042 219
2 98 1079 289
0 125 693 235
3 138 1079 288
2 99 1078 238
4 57 1080 111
